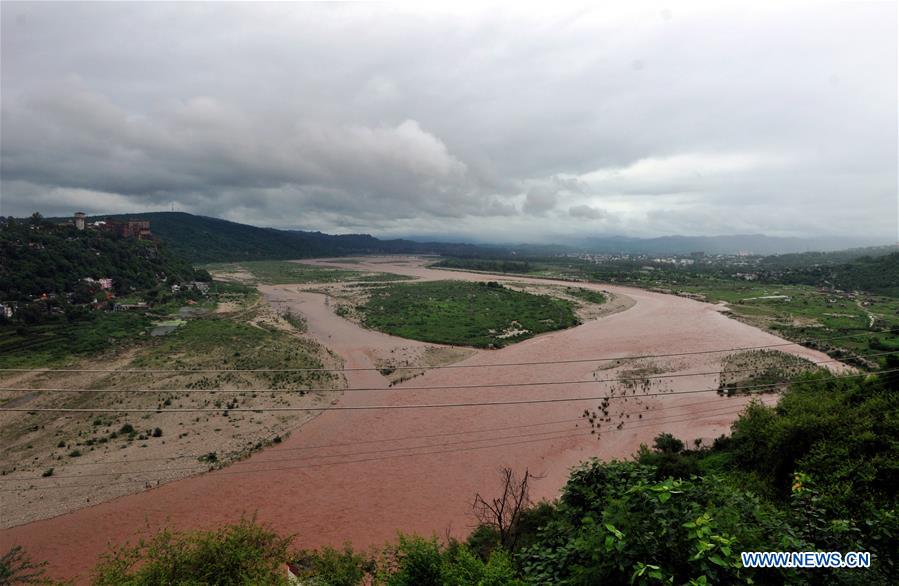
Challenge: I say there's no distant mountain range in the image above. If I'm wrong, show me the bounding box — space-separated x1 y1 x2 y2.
75 212 891 262
95 213 494 263
567 234 890 256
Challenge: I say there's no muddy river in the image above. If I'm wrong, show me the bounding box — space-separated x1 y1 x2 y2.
0 258 846 582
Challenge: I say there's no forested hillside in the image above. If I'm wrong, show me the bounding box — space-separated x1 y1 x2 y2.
100 212 492 263
767 252 899 295
0 214 205 301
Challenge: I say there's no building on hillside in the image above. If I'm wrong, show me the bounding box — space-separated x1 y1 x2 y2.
104 219 152 240
73 212 86 230
113 302 149 311
0 303 14 318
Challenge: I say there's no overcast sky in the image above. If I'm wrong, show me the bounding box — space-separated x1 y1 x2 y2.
1 2 896 243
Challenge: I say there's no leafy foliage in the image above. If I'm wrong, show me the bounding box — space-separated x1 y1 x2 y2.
0 545 47 584
91 518 292 585
361 281 579 347
0 216 204 302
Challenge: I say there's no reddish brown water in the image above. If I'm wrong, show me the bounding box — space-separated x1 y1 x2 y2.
0 260 844 582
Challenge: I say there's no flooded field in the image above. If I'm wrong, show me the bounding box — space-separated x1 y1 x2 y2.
0 257 847 582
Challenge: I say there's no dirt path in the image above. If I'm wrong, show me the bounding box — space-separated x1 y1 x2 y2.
0 258 846 582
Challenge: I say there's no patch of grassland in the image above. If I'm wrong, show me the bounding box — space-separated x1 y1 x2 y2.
564 286 607 305
669 282 899 367
360 280 579 347
128 316 335 389
717 349 820 395
0 281 260 369
204 260 411 285
0 312 153 369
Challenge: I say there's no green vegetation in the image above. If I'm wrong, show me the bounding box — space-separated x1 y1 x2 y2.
0 545 47 585
0 214 206 302
206 260 410 285
0 281 256 369
129 313 334 389
433 255 899 368
92 518 293 585
717 350 819 395
563 286 606 305
0 311 152 369
361 281 579 347
434 258 534 274
762 252 899 296
94 212 491 263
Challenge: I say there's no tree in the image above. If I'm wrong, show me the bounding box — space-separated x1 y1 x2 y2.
0 545 47 584
653 432 685 454
472 467 536 551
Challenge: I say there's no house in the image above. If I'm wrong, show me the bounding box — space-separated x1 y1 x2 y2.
113 302 149 311
0 303 14 318
191 281 210 294
83 277 114 290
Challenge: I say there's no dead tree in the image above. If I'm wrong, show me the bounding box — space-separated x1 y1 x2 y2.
472 467 536 551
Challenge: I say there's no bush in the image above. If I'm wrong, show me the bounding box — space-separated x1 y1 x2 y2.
653 432 685 454
92 518 292 585
519 461 800 585
0 545 46 584
291 544 367 586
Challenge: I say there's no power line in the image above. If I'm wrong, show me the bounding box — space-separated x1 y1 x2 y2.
0 331 878 374
1 368 893 414
2 398 747 472
3 351 894 395
0 430 593 492
0 403 755 490
12 416 589 467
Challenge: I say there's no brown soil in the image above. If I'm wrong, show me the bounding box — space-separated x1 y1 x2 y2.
0 257 848 583
0 302 340 529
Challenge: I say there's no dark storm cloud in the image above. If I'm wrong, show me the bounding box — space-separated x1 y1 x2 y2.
1 2 895 240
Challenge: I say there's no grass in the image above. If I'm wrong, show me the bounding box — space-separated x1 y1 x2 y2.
717 350 820 395
204 260 411 285
433 257 899 366
0 281 259 369
666 280 899 367
361 280 579 347
129 315 336 389
564 287 607 305
0 312 152 368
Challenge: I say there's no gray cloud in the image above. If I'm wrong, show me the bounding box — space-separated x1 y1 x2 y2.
569 205 607 220
1 3 895 242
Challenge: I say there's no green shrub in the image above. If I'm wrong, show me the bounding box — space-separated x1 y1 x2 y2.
291 544 367 586
91 518 292 585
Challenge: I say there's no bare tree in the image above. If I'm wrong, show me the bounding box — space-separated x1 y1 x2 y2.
472 467 537 551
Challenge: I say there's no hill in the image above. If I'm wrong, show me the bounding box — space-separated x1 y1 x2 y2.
762 251 899 295
571 234 887 255
97 213 493 263
40 211 894 264
0 214 204 303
